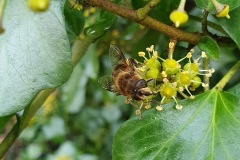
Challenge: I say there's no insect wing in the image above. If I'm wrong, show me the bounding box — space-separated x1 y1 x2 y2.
128 57 139 68
98 75 116 93
109 45 128 68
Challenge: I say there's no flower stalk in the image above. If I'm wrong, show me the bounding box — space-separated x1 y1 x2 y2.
215 60 240 90
136 0 161 20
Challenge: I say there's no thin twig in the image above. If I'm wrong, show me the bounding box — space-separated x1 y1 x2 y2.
214 60 240 90
190 15 226 35
201 10 209 35
85 0 200 45
136 0 161 20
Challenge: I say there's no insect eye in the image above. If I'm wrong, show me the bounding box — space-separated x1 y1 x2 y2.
135 79 147 89
138 91 143 96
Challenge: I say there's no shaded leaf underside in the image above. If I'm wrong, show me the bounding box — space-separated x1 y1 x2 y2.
0 0 72 116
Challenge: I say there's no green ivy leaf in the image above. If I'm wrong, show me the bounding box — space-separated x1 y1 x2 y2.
195 0 240 14
216 7 240 48
227 82 240 96
113 89 240 159
84 11 116 40
0 0 72 116
197 36 220 61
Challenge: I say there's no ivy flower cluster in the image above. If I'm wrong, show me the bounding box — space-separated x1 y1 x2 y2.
136 44 215 111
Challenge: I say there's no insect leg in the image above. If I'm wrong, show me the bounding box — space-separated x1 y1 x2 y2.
135 101 143 120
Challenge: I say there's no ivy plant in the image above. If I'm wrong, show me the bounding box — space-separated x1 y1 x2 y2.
0 0 240 159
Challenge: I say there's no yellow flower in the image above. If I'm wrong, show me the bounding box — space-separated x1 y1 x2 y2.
211 0 230 19
28 0 49 12
216 5 230 19
170 10 189 27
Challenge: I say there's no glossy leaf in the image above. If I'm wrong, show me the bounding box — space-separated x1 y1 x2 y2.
197 36 220 61
113 89 240 159
215 7 240 48
0 0 72 116
195 0 240 14
84 11 116 40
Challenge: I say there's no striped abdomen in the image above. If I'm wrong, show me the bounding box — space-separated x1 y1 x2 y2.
112 64 142 98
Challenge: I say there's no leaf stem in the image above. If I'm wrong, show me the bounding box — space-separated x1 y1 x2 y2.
190 15 226 35
201 10 209 35
0 89 54 159
84 0 200 45
0 120 20 158
72 37 92 67
214 60 240 90
136 0 161 20
177 0 186 11
20 89 54 131
0 0 7 33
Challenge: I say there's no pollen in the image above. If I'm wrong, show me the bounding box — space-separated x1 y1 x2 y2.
209 68 215 73
186 52 192 58
138 51 146 57
156 105 163 111
201 51 207 58
169 42 175 49
146 45 154 52
202 83 209 88
161 71 167 78
176 104 183 110
145 104 151 109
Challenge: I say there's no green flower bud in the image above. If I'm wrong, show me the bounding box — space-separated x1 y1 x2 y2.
190 76 202 89
176 72 191 87
146 68 159 79
145 58 161 69
183 63 199 77
162 59 180 76
159 83 177 99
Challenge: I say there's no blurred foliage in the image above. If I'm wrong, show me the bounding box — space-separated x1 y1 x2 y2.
1 0 240 159
3 2 135 159
5 45 133 159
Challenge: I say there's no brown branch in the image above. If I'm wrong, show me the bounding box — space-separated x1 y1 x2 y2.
85 0 200 45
